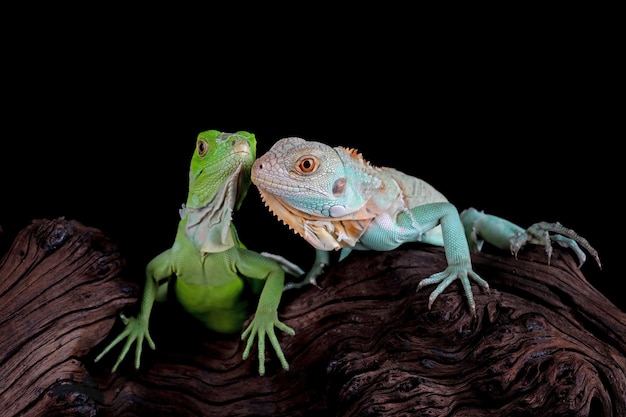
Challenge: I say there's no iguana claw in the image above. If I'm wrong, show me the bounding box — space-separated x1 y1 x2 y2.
94 313 155 372
283 275 322 291
282 249 329 291
511 221 602 269
461 208 601 270
241 311 295 376
416 264 490 317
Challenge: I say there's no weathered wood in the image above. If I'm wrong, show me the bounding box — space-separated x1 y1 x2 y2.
0 218 133 417
1 218 624 416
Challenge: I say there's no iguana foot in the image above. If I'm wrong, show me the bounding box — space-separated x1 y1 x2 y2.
511 221 602 269
283 272 323 291
241 311 295 376
416 264 490 317
94 313 155 372
283 249 329 291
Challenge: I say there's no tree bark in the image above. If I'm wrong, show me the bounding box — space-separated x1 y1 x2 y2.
1 218 624 417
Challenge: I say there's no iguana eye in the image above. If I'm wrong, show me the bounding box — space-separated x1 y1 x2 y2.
197 139 210 157
297 156 318 174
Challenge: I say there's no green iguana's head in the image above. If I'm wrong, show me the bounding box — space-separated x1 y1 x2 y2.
183 130 256 253
187 130 256 211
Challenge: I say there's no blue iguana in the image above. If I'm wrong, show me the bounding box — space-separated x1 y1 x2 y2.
95 130 303 376
250 137 601 316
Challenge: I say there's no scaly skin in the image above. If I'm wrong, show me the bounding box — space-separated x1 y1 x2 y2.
251 137 601 316
95 130 301 376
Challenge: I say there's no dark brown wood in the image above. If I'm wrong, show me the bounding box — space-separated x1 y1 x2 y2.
1 218 624 417
0 218 134 417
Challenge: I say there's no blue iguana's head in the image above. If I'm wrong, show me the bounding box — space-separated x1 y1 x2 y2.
252 137 380 217
251 137 383 250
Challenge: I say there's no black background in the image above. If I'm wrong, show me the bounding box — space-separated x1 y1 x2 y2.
1 16 621 312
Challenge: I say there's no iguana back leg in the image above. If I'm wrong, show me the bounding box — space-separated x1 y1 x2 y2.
460 207 601 269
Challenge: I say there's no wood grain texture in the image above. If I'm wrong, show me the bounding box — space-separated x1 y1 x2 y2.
1 218 624 416
0 218 133 417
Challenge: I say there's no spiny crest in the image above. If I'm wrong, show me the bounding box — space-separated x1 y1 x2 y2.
336 146 383 193
259 190 300 235
338 146 376 168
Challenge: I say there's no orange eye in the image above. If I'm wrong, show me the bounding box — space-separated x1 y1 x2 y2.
297 157 317 173
197 139 209 156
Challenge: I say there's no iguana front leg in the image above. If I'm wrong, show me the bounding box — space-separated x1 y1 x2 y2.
460 208 602 269
237 250 295 375
94 249 171 371
404 203 489 316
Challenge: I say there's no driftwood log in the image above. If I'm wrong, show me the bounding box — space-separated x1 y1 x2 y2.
1 218 624 417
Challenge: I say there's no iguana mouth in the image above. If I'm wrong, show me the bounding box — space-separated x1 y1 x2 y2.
232 139 251 155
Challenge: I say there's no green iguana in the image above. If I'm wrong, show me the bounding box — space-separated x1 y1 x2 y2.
95 130 303 376
250 137 601 316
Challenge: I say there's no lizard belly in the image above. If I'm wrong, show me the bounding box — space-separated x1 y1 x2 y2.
175 278 249 334
357 210 444 251
357 212 422 251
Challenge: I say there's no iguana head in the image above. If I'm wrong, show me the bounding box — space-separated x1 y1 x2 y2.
251 136 384 251
184 130 256 253
187 130 256 210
